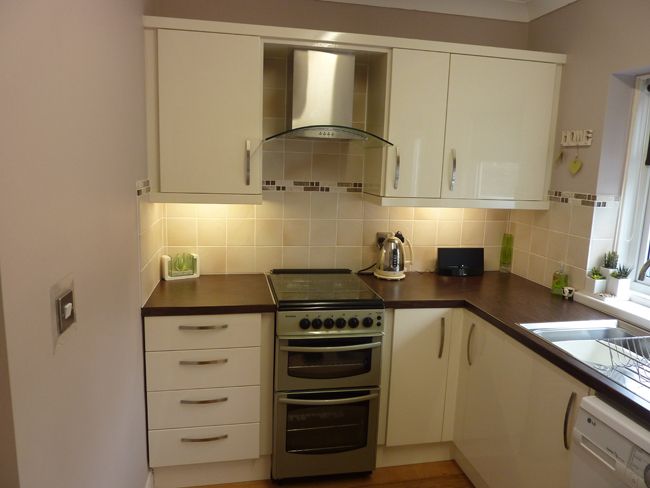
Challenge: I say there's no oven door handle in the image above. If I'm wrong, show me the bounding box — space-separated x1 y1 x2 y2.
278 393 379 406
279 341 382 353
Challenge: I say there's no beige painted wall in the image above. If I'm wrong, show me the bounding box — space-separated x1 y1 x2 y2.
529 0 650 195
0 1 149 487
148 0 529 49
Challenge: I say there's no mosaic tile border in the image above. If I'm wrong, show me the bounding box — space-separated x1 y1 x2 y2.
547 190 619 208
262 180 363 193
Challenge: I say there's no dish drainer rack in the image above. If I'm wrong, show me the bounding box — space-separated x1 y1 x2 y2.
596 336 650 389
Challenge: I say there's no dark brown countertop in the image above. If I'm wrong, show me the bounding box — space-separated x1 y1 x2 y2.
142 274 276 316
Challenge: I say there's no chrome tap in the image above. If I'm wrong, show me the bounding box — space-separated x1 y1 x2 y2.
638 258 650 281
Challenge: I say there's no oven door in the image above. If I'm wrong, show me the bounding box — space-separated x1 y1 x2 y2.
275 334 382 391
272 387 379 480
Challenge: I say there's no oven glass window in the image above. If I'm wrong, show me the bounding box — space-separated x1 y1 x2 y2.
286 337 374 379
285 391 370 454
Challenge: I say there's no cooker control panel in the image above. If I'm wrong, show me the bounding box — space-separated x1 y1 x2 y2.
277 309 385 336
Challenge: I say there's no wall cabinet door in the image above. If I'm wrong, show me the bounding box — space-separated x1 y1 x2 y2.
441 55 558 201
382 49 449 198
455 311 589 488
386 308 452 446
157 29 262 196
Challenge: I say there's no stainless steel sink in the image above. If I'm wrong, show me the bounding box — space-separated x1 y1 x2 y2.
533 327 635 342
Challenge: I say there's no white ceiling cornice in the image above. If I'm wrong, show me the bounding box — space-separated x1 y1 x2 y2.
317 0 576 22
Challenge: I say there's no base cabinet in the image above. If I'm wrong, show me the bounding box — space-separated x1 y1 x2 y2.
454 311 590 488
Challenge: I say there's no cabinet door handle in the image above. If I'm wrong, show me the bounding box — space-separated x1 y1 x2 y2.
563 391 577 450
450 148 457 191
181 434 228 443
467 322 476 366
180 397 228 405
178 324 228 331
245 139 251 186
179 358 228 366
393 147 401 190
438 317 446 359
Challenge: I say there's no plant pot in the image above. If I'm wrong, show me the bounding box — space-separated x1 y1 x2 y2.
585 276 607 294
606 277 631 300
600 266 616 278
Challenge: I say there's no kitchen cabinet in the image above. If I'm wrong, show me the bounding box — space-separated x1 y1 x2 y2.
386 308 453 446
441 55 559 202
454 311 590 488
144 313 270 468
145 28 263 203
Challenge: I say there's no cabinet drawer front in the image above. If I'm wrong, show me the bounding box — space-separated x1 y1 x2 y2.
148 422 260 467
147 386 260 429
146 348 260 391
145 314 261 351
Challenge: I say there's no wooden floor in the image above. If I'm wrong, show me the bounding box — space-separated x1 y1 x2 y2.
198 461 474 488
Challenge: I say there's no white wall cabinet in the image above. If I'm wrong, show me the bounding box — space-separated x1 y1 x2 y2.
386 308 453 446
146 29 263 203
441 55 559 202
454 311 590 488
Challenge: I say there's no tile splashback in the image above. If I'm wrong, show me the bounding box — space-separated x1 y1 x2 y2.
139 199 165 305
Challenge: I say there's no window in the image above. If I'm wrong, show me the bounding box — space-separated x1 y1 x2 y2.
618 75 650 299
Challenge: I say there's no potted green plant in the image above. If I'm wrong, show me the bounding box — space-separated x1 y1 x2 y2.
600 251 619 278
585 266 606 294
606 264 633 300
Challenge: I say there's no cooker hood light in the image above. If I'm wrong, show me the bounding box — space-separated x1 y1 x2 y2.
265 49 393 147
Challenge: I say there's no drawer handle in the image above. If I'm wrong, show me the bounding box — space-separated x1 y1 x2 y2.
438 317 446 359
563 391 577 450
180 397 228 405
178 324 228 331
180 434 228 443
179 358 228 366
467 322 476 366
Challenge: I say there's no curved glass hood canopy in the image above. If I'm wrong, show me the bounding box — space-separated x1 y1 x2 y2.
265 125 393 147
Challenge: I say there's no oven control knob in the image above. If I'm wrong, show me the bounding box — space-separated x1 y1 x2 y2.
348 317 359 328
324 318 335 329
311 318 323 329
335 318 347 328
299 318 311 330
363 317 374 327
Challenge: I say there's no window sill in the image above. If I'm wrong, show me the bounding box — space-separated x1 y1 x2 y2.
575 291 650 331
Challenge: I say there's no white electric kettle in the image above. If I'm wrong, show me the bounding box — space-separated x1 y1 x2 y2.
374 231 413 280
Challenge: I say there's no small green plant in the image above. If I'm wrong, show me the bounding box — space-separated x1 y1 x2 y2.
603 251 619 269
589 266 605 280
611 264 633 279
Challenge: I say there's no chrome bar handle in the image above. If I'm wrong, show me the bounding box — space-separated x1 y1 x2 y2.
279 341 382 353
245 139 251 186
438 317 446 359
450 148 457 191
180 397 228 405
393 147 400 190
563 391 577 450
178 324 228 331
179 358 228 366
181 434 228 443
467 322 476 366
278 393 379 406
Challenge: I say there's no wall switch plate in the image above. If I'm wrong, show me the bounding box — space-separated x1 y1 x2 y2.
55 289 75 335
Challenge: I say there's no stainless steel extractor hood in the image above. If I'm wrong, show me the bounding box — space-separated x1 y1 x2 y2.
265 49 392 146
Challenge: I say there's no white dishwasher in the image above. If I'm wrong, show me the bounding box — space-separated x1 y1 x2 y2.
571 396 650 488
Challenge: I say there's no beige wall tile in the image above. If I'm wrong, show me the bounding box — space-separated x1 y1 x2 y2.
484 246 501 272
511 222 531 251
197 219 227 246
388 220 413 239
587 238 614 270
569 205 594 238
510 210 535 225
362 246 377 269
263 117 286 139
311 193 338 219
227 219 254 246
227 247 256 273
312 153 340 181
548 202 571 233
167 219 196 247
546 231 568 261
338 193 364 219
463 208 486 221
284 152 312 180
285 140 312 153
414 207 438 220
263 88 285 118
263 57 286 90
283 246 308 268
283 220 309 246
591 206 619 239
352 94 366 124
141 251 162 303
310 246 336 268
437 221 461 246
362 220 388 246
255 220 283 246
255 247 283 273
354 63 368 93
543 259 562 290
566 265 587 291
364 201 389 220
263 139 284 152
335 247 362 270
389 207 414 220
284 192 310 219
486 209 510 221
461 221 485 246
413 220 437 246
412 246 436 272
198 247 226 274
262 152 284 181
484 221 508 246
339 155 364 182
313 140 341 155
566 236 589 269
527 254 546 285
533 209 550 229
166 245 198 257
337 220 363 246
227 204 255 219
310 220 337 245
530 227 549 256
512 249 530 276
257 192 284 219
196 204 228 219
438 208 463 220
166 203 196 218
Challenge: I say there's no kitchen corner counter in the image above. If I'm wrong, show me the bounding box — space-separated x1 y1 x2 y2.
142 274 276 316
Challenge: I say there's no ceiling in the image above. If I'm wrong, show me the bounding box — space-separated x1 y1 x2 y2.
317 0 577 22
